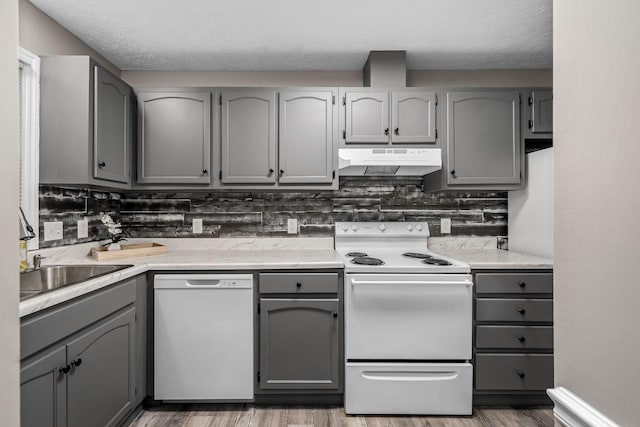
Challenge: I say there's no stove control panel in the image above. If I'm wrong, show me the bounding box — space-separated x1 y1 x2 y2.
335 222 430 237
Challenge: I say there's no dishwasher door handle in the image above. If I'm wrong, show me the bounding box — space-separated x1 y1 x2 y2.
186 280 221 287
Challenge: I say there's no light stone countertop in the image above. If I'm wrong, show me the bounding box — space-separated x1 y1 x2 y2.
20 238 341 317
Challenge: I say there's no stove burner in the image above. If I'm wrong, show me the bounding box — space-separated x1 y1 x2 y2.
346 252 368 258
422 258 452 266
351 256 385 266
402 252 433 259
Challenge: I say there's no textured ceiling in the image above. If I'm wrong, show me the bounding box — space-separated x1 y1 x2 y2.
29 0 552 71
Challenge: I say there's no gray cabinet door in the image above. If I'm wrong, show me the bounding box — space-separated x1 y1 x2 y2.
391 91 437 144
93 66 131 184
345 91 389 143
221 90 277 184
66 308 135 427
21 346 67 427
278 91 334 184
137 92 211 184
446 91 521 185
530 90 553 134
259 298 340 390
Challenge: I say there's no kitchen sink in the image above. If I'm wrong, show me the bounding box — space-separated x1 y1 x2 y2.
20 265 133 300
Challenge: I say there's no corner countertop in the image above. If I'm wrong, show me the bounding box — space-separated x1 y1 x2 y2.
20 238 342 317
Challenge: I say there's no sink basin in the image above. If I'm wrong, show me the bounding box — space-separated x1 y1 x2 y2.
20 265 133 300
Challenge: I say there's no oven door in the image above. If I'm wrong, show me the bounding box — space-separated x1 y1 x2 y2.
345 274 472 360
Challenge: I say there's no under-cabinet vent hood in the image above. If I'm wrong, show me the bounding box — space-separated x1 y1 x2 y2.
338 148 442 176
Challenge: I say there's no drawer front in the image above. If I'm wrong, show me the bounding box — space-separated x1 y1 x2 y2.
259 273 338 294
475 354 553 391
476 299 553 323
476 272 552 295
476 325 553 349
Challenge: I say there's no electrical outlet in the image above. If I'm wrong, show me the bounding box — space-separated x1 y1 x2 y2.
192 218 203 234
287 218 298 234
77 219 88 239
440 218 452 234
44 221 63 241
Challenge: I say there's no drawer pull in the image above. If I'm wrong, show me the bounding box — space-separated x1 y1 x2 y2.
516 370 526 379
517 336 526 343
296 282 302 288
518 282 526 288
517 308 526 315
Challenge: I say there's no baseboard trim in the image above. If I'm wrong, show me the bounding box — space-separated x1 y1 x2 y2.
547 387 619 427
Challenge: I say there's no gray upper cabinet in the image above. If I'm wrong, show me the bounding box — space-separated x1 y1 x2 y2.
221 90 277 184
278 91 335 184
137 91 212 184
391 91 437 144
94 67 131 183
40 56 133 189
527 90 553 135
344 91 389 143
445 90 521 186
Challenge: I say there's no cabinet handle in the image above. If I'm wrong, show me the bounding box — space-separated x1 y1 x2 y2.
516 370 526 379
517 336 526 343
72 358 82 367
268 168 274 175
279 169 284 176
202 169 208 175
384 128 389 135
450 170 456 176
296 282 302 288
518 282 526 288
517 308 526 315
59 365 71 374
332 312 338 318
98 162 106 168
394 127 399 135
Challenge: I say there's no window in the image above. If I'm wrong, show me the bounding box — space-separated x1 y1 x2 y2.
19 48 40 250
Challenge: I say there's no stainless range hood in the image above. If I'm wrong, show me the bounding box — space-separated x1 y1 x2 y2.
338 51 442 177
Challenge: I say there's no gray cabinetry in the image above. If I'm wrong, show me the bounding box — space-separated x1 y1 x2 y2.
473 270 553 405
40 56 133 189
256 271 343 402
278 91 335 184
137 91 212 184
342 89 437 145
20 276 145 427
221 90 277 184
525 89 553 138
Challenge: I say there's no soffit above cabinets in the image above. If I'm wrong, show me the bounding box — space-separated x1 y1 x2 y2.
29 0 552 71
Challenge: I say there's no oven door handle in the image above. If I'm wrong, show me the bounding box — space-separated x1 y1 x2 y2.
350 280 472 287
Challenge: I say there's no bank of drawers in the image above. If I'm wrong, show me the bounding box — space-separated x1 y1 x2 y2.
474 271 553 395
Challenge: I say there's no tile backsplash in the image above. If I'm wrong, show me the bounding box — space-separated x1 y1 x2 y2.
38 177 507 248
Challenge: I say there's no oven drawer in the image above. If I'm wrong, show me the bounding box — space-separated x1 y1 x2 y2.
476 272 553 295
476 298 553 323
475 354 553 390
345 362 472 415
476 325 553 349
259 273 338 294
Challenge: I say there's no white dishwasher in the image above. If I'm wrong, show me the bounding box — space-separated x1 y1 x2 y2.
154 274 253 400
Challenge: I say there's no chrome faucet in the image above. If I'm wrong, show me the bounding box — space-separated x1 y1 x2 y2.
33 254 46 270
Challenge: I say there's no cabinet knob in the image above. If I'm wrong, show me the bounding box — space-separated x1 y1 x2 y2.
518 282 526 288
517 308 526 315
59 365 71 374
72 358 82 367
268 168 274 175
394 127 399 135
296 282 302 288
384 128 389 135
202 169 208 175
517 336 526 343
98 162 106 168
332 312 338 318
279 169 284 175
528 119 533 129
516 370 526 379
450 170 456 175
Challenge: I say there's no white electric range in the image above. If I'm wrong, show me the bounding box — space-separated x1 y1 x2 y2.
336 222 473 415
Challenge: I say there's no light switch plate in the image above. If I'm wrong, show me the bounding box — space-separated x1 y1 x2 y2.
77 219 88 239
287 218 298 234
440 218 452 234
44 221 63 241
192 218 203 234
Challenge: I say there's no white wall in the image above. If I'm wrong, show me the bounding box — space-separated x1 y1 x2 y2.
508 148 553 258
0 0 22 424
554 1 640 425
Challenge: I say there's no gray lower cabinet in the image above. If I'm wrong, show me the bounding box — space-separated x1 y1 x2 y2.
20 276 144 427
473 270 554 405
137 91 212 185
40 56 133 189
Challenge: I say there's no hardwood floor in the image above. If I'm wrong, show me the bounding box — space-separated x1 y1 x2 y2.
130 405 554 427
